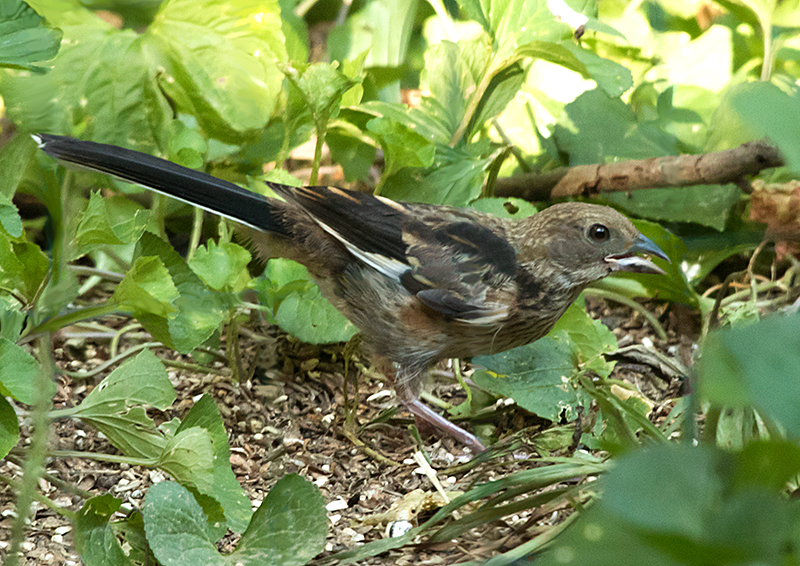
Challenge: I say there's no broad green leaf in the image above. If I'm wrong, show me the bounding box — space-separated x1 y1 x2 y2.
473 331 590 422
273 291 359 344
381 144 493 206
328 0 418 69
0 395 19 460
470 196 537 219
75 192 152 254
232 474 327 565
602 185 741 232
143 475 326 566
150 0 288 143
156 427 216 494
0 0 62 71
167 119 207 169
552 301 617 377
540 443 800 566
74 495 134 566
515 41 634 98
0 134 37 201
536 444 800 566
136 233 227 353
113 256 179 318
366 117 436 178
278 0 309 64
0 296 26 342
0 192 22 240
555 88 675 166
257 259 358 344
326 129 376 182
0 336 46 404
697 312 800 435
728 82 800 174
0 228 49 303
732 440 800 493
59 350 176 459
458 0 570 60
189 240 252 293
143 482 220 565
355 100 450 145
177 395 252 533
282 62 359 127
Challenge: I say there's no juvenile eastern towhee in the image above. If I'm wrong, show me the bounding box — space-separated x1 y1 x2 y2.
35 134 667 452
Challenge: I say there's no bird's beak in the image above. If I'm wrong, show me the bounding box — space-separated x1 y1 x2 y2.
605 234 669 275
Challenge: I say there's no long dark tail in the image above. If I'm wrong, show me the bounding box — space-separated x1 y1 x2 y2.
34 134 287 235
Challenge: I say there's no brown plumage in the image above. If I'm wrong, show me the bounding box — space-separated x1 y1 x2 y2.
35 134 668 452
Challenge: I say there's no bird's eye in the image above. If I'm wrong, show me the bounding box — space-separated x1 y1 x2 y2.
588 223 610 243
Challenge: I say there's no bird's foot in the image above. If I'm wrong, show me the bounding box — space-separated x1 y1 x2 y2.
403 398 486 453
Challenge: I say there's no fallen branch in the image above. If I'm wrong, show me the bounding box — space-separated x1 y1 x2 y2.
494 140 784 201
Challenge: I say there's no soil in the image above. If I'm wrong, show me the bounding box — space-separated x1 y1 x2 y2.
0 296 692 565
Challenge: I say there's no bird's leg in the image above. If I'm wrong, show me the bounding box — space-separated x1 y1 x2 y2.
382 360 487 453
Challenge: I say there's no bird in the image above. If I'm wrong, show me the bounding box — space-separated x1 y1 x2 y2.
34 133 668 453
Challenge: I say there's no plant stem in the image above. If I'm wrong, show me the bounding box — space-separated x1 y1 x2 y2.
309 129 326 186
6 336 55 566
24 302 120 338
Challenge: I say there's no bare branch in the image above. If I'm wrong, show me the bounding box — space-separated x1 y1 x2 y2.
495 140 785 202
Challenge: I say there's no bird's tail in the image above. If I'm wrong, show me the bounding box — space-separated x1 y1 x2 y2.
34 133 288 236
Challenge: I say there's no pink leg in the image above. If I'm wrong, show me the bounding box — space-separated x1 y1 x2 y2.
388 362 486 453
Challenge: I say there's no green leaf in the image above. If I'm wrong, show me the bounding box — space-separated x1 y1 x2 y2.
0 134 37 200
0 395 19 460
274 291 359 344
727 82 800 175
0 336 48 404
0 0 62 71
367 116 436 178
327 0 418 69
470 196 537 219
150 0 288 143
156 427 216 494
75 192 152 254
283 62 359 127
136 233 227 354
0 229 50 303
380 144 493 206
112 256 179 318
256 259 358 344
232 474 327 565
0 192 22 238
555 88 674 166
697 312 800 435
189 240 252 293
551 301 617 377
177 394 252 533
539 443 800 566
61 350 176 459
143 482 220 565
168 119 207 169
473 331 590 422
143 475 326 566
602 185 741 232
326 129 376 182
74 495 134 566
458 0 571 60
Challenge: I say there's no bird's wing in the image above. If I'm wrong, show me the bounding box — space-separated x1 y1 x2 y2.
271 184 517 323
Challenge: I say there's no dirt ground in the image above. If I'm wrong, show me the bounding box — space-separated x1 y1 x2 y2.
0 296 692 565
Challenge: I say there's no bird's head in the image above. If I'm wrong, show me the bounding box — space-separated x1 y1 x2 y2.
517 202 669 288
